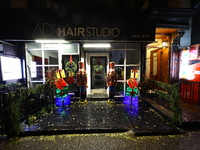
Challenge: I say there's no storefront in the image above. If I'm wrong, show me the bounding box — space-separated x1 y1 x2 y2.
0 17 155 99
26 41 142 99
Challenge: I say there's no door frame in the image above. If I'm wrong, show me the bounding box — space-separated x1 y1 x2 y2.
86 53 109 97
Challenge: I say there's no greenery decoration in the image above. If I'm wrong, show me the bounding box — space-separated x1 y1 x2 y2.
4 83 56 136
147 79 182 126
5 91 23 136
0 82 22 91
65 61 77 73
28 104 57 125
93 64 104 72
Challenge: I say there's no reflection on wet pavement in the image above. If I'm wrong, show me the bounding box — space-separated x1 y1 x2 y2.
22 100 180 135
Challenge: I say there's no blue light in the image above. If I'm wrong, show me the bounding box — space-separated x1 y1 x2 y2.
124 96 139 116
57 106 70 116
124 96 138 107
55 95 71 107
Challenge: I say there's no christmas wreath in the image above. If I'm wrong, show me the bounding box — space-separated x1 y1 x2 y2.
65 61 77 74
93 64 104 72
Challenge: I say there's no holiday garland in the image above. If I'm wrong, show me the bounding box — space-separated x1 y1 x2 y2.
147 79 182 125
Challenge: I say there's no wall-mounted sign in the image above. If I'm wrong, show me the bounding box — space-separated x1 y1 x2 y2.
31 21 155 41
0 56 22 81
0 12 155 41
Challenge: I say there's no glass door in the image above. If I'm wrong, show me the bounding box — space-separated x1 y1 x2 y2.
86 53 109 98
91 56 107 89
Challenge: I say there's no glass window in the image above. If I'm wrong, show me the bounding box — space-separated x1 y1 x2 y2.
26 43 80 88
45 66 59 76
126 43 140 49
28 66 43 81
110 43 141 97
115 66 124 80
126 66 140 79
91 56 107 89
28 50 43 65
111 43 125 49
63 43 79 54
62 55 79 77
111 50 124 64
27 43 41 49
44 44 58 49
115 82 124 96
44 50 58 65
126 50 140 64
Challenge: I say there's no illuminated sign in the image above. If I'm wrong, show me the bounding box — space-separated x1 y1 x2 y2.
0 56 22 81
32 23 120 38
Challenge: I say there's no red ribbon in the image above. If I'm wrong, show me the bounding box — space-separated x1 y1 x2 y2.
131 68 138 73
70 55 72 64
98 57 100 64
131 69 138 78
128 91 137 96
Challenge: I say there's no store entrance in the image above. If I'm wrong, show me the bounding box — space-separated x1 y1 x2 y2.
86 53 109 98
91 56 106 89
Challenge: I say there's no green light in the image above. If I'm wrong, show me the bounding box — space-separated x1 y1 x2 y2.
126 87 138 97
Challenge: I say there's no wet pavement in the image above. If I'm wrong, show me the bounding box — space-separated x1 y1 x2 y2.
3 98 200 149
2 130 200 150
21 99 180 136
145 98 200 131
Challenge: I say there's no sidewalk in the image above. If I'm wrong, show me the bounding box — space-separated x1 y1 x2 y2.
21 99 180 137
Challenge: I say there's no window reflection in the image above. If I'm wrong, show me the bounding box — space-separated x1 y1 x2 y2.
126 50 139 64
115 82 124 96
115 67 124 80
111 50 124 64
126 66 140 79
44 50 58 65
28 50 42 65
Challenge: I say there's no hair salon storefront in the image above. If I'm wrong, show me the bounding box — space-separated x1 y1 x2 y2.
1 18 155 99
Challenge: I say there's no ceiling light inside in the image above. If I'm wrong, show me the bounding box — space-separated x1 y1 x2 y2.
35 40 69 43
83 43 111 48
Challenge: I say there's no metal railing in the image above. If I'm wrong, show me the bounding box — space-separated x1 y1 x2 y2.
141 79 182 125
145 80 172 110
0 84 55 136
179 79 200 105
